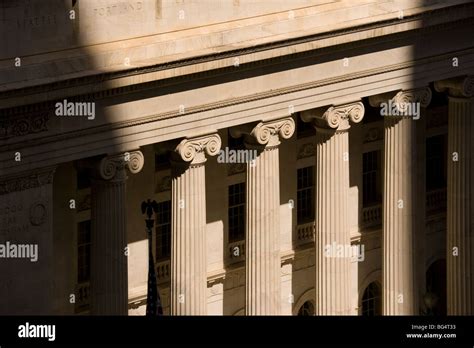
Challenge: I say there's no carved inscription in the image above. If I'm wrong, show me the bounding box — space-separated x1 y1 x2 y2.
93 2 143 17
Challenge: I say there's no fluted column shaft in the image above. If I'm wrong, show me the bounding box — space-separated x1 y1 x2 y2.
246 141 281 315
447 97 473 314
91 151 144 315
91 180 127 314
436 76 474 315
170 134 221 315
302 101 364 315
370 88 432 315
383 116 415 315
315 128 351 315
232 118 294 315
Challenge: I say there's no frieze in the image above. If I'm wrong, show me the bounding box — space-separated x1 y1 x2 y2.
0 113 49 140
0 168 55 195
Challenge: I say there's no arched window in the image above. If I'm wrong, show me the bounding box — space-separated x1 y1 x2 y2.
361 282 381 316
297 301 314 316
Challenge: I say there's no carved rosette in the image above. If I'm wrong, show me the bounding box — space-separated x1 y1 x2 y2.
156 175 172 192
99 150 144 182
297 142 316 159
174 133 222 166
363 127 383 143
302 101 364 133
247 117 295 148
0 113 49 140
228 163 246 176
435 75 474 98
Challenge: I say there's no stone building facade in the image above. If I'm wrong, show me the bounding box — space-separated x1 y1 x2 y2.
0 0 473 316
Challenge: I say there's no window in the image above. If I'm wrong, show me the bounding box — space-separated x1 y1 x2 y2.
297 301 315 316
426 135 447 190
228 183 246 242
297 166 314 224
77 220 91 283
155 201 171 260
362 150 381 207
361 282 381 316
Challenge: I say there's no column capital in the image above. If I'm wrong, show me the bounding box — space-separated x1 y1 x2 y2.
98 150 144 182
231 117 295 149
435 75 474 98
301 101 364 133
369 87 432 108
173 133 221 166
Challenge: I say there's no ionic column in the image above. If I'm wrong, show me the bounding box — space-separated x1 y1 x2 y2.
247 118 295 316
435 76 474 315
231 117 295 315
91 151 144 315
370 88 432 315
170 133 221 315
302 101 364 315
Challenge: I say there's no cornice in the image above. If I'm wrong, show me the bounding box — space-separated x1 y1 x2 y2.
3 47 474 152
1 3 473 108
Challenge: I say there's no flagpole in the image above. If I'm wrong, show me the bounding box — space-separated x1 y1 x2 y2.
141 199 163 316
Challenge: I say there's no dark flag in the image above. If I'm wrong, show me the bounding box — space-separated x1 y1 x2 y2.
142 199 163 316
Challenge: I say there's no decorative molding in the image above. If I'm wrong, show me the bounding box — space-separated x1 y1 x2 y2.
297 143 316 159
363 126 383 143
227 163 246 176
0 113 49 140
435 75 474 98
2 3 473 107
2 46 473 151
207 272 226 288
99 150 144 182
301 101 364 132
78 193 91 212
0 167 55 195
426 106 448 129
29 201 47 226
174 133 222 166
